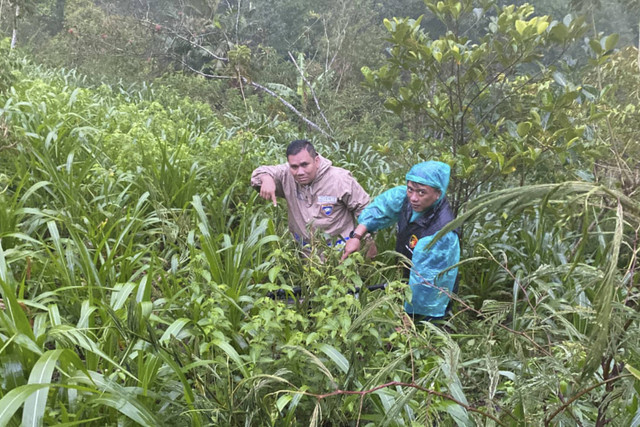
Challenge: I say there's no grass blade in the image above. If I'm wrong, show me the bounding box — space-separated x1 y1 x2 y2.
22 349 64 427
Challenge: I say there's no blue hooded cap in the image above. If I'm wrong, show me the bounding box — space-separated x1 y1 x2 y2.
405 161 450 205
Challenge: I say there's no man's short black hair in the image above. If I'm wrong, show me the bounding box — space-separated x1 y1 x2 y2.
286 140 317 158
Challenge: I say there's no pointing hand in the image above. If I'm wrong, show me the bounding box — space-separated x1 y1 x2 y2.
259 175 278 206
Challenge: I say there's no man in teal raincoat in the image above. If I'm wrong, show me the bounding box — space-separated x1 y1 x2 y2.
342 161 460 320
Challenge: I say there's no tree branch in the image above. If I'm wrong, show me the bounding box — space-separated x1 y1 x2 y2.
247 80 333 139
140 19 228 62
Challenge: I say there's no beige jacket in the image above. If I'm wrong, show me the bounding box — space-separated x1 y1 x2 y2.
251 156 370 241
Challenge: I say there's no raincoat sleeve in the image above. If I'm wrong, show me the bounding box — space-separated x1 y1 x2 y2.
250 164 288 198
405 231 460 318
341 175 370 218
357 186 407 233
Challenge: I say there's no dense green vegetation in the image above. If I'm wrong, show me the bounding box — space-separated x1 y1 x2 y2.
1 0 639 425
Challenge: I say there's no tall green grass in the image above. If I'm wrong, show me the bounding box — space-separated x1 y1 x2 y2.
2 46 640 425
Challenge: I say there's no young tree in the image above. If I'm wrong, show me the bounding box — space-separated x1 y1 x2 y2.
362 0 604 214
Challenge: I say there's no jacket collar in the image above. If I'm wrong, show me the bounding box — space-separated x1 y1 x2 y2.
311 155 332 184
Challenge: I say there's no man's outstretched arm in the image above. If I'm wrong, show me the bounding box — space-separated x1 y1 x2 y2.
257 174 278 206
251 164 287 206
341 186 406 261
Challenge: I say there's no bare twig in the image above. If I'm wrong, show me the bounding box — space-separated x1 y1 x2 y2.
176 57 333 140
323 1 348 71
0 122 17 151
11 3 19 49
139 19 228 62
173 58 234 79
621 225 639 331
303 381 506 426
248 80 333 139
0 141 18 151
288 51 333 133
545 374 630 425
235 0 241 46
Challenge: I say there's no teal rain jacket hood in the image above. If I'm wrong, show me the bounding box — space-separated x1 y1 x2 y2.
358 161 460 318
405 161 450 206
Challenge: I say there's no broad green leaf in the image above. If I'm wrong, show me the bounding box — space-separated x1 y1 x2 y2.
211 340 249 378
553 71 568 87
136 275 151 303
264 83 296 98
604 33 619 51
276 394 292 412
536 20 549 34
589 39 603 54
110 282 136 311
517 122 531 137
77 300 96 329
54 416 106 426
268 265 282 283
499 370 516 381
23 349 67 427
20 181 51 205
381 382 419 424
318 343 349 374
626 363 640 381
549 24 569 41
0 240 10 283
65 152 74 174
0 384 52 426
160 318 192 344
49 326 137 381
284 345 335 382
0 266 37 342
444 400 472 426
154 351 202 427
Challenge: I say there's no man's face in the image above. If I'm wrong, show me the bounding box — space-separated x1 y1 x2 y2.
288 149 320 185
406 181 441 212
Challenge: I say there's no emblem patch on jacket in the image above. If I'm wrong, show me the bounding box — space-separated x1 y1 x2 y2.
321 205 333 216
409 234 419 249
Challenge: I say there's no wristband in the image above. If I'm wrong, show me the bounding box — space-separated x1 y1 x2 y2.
349 229 364 240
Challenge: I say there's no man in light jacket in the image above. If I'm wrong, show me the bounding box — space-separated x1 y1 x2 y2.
341 161 460 320
251 140 370 245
